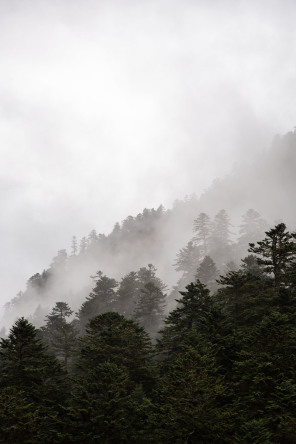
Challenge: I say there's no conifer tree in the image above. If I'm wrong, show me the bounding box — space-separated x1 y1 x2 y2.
174 241 201 282
195 255 218 293
134 282 166 337
78 271 118 329
0 318 68 442
69 312 154 442
249 223 296 293
193 212 211 256
238 209 268 253
42 302 79 368
116 271 139 317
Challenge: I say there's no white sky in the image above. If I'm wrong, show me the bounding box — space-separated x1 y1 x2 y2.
1 0 296 304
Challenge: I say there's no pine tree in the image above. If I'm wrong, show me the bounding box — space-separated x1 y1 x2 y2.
0 318 68 442
209 209 233 266
133 282 166 337
174 241 201 282
69 312 155 443
249 223 296 294
71 235 78 256
238 209 268 253
116 271 139 317
193 212 211 256
42 302 79 368
195 255 218 293
78 271 118 329
154 348 226 443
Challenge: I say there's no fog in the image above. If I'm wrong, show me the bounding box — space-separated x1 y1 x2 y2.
1 0 296 313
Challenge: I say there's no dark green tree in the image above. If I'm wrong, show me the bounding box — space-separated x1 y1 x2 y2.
0 318 68 443
153 348 226 444
78 271 118 329
195 255 218 293
77 312 154 387
42 302 79 368
116 271 139 318
249 223 296 294
69 312 155 443
134 282 166 337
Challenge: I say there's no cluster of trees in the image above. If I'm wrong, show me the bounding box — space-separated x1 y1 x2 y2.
1 223 296 442
172 208 268 297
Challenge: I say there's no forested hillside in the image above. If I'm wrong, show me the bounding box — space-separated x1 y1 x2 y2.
1 130 296 331
1 222 296 442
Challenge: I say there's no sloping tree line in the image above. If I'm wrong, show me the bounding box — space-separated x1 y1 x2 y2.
1 223 296 442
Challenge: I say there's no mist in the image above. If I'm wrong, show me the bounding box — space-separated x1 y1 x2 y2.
1 0 296 317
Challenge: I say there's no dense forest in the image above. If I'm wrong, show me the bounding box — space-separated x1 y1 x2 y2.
1 131 296 442
1 223 296 442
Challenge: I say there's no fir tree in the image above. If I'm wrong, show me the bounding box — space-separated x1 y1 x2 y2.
42 302 79 368
193 212 211 256
78 271 118 329
195 255 218 293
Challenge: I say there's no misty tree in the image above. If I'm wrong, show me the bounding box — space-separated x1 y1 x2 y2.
42 302 79 368
116 271 139 318
209 209 233 266
88 229 98 245
195 255 218 293
50 249 68 273
137 264 167 292
237 209 268 254
193 212 212 256
71 235 78 256
78 271 118 329
174 241 201 282
241 254 265 277
133 281 166 337
79 236 88 254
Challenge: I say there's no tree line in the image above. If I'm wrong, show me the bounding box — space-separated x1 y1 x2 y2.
1 223 296 442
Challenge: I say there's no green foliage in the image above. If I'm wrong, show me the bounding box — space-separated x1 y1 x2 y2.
77 312 154 389
0 318 69 443
78 271 118 329
69 312 155 442
152 348 227 443
41 302 79 368
249 223 296 293
195 255 218 293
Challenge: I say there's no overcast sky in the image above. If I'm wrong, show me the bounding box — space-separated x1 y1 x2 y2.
1 0 296 305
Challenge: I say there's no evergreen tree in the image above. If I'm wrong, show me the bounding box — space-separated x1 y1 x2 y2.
42 302 79 368
116 271 139 317
0 318 68 442
193 212 211 256
71 235 78 256
76 312 154 388
249 223 296 293
134 282 166 337
78 271 118 329
69 313 155 443
153 348 226 444
158 281 230 369
79 236 87 254
209 209 233 266
195 255 218 293
238 209 268 253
